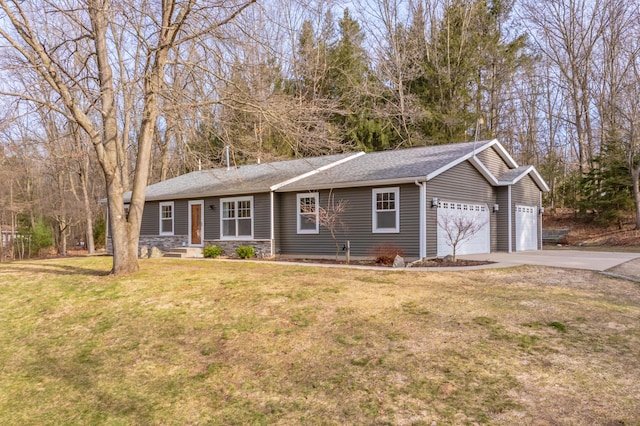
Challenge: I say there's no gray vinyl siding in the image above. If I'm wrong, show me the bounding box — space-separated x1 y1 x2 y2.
204 197 218 240
140 201 160 235
174 200 188 236
273 192 281 253
202 193 270 240
496 187 510 252
425 160 497 257
511 175 542 250
141 194 269 242
140 200 187 236
477 147 511 177
253 193 271 240
278 184 420 258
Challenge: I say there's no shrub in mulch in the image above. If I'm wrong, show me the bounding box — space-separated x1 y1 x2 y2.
368 244 406 266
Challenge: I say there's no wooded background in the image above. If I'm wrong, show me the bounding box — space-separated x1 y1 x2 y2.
1 0 639 259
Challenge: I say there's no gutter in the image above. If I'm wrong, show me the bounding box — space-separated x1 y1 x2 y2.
508 186 512 253
415 180 427 259
277 175 427 193
270 191 275 257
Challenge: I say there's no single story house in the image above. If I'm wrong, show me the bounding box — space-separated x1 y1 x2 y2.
109 139 549 259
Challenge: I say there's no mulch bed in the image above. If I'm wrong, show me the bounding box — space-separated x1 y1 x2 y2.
409 258 494 268
270 257 494 268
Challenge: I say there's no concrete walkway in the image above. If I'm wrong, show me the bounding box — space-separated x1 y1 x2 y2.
457 249 640 271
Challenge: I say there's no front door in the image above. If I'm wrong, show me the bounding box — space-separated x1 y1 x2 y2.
189 201 204 246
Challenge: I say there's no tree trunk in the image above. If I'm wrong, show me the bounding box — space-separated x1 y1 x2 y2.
107 178 139 275
79 162 95 254
61 223 67 256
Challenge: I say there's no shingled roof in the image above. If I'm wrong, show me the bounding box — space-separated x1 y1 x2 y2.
124 152 357 202
127 139 548 202
278 140 497 191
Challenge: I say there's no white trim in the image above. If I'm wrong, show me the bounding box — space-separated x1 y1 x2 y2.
540 192 543 250
372 187 400 233
507 186 512 253
188 200 205 247
270 152 365 191
279 176 423 193
426 139 499 181
220 196 254 240
487 139 519 168
296 192 319 234
159 201 175 236
468 156 499 185
496 166 550 192
415 181 426 259
270 191 275 257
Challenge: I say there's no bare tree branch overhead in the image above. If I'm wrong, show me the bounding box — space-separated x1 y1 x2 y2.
0 0 256 274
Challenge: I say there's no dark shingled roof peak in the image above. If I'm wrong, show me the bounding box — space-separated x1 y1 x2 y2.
278 140 496 191
124 139 547 201
125 152 356 202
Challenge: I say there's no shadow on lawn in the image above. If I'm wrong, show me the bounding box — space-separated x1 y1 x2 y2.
0 261 111 277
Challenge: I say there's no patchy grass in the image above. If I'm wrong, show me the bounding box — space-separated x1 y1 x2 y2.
0 257 639 425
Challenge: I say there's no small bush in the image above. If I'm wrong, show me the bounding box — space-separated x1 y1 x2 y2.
369 244 405 266
203 244 224 258
236 245 255 259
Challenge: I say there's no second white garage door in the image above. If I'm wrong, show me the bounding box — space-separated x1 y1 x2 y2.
437 201 490 256
515 205 538 251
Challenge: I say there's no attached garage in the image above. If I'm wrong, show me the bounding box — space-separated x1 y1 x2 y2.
515 205 538 251
437 201 490 256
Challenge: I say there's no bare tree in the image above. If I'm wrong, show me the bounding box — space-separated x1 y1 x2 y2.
301 190 349 260
437 209 488 261
354 0 426 146
316 191 349 261
0 0 255 274
522 0 608 175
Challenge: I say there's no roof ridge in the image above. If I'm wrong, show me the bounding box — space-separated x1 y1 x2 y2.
270 151 365 191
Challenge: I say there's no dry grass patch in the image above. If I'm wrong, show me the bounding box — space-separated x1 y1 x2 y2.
0 257 639 424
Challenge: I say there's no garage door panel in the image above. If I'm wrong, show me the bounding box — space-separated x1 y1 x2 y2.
516 205 538 251
437 201 490 256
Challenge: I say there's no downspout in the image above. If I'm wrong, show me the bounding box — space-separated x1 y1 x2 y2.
507 185 512 253
539 191 543 251
270 191 275 257
415 181 426 259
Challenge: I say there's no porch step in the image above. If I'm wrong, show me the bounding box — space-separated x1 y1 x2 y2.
163 247 204 259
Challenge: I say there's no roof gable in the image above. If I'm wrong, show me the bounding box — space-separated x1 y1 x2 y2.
126 152 358 202
126 140 548 201
498 166 550 192
277 140 494 191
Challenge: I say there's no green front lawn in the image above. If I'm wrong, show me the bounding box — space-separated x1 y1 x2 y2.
0 257 638 425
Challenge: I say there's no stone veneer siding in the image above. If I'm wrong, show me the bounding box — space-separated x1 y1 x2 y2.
108 236 273 259
107 235 188 257
204 239 273 259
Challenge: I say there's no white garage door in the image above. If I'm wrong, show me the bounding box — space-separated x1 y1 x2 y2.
515 205 538 251
437 201 490 256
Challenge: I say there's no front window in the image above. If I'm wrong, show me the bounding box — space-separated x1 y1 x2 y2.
297 193 319 234
159 202 174 235
221 196 253 239
372 187 400 233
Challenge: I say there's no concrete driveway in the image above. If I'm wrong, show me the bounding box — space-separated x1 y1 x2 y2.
458 249 640 271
